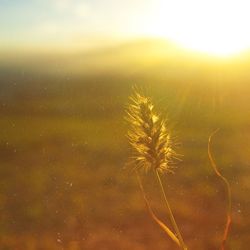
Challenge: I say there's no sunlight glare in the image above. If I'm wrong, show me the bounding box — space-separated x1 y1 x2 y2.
143 0 250 56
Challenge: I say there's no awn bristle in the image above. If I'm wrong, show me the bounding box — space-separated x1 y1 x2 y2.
126 90 176 173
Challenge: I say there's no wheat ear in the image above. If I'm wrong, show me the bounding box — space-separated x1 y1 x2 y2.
126 89 187 250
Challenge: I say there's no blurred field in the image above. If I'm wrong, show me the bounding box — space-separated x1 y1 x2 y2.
0 40 250 249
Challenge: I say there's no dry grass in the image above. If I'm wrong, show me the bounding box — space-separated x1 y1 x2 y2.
208 129 232 250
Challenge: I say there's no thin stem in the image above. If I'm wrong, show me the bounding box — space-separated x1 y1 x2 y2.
136 171 181 247
208 129 232 250
155 170 187 250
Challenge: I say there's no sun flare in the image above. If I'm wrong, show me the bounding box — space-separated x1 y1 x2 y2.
142 0 250 56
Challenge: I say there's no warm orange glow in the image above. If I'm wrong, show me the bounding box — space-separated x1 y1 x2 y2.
141 0 250 56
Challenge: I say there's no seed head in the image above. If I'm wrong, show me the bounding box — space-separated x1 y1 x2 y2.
126 90 176 173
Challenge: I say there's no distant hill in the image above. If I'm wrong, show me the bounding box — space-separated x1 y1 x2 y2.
1 38 250 87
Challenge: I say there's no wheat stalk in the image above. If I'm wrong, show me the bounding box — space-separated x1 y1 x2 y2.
126 88 187 250
136 171 181 247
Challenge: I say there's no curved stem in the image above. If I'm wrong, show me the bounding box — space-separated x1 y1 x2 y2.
136 171 181 247
155 170 187 250
208 129 232 250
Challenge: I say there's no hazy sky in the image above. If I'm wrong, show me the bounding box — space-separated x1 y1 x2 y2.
0 0 158 50
1 0 250 55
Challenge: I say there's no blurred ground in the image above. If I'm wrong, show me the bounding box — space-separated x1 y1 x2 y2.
0 41 250 249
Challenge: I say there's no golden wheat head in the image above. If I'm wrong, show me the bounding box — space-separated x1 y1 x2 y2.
126 89 176 173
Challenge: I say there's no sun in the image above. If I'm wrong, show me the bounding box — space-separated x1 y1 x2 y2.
142 0 250 56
